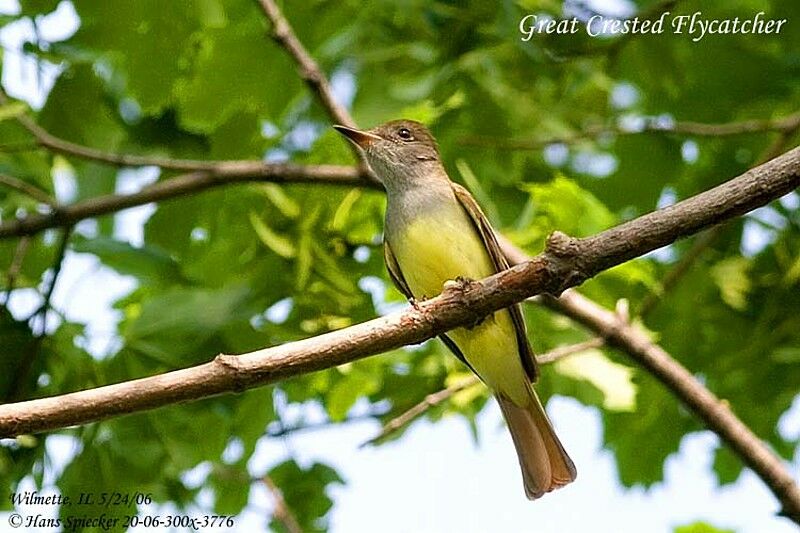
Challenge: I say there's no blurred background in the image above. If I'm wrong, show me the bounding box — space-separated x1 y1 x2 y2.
0 0 799 532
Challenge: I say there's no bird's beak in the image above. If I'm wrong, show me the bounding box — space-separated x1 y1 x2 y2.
333 125 382 148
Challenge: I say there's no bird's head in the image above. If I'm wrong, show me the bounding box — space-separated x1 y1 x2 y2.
334 119 442 188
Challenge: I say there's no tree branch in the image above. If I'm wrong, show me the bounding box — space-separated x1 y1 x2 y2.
460 112 800 150
361 337 604 447
0 143 797 520
0 144 794 430
0 163 375 239
266 406 390 439
256 0 356 131
0 89 227 171
254 0 380 183
499 234 800 521
540 290 800 523
263 475 303 533
635 117 800 319
6 226 72 401
0 172 57 206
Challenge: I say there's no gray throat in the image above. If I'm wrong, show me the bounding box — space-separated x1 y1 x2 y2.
382 168 458 247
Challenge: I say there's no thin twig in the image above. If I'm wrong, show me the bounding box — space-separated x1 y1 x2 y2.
0 172 57 206
361 377 478 448
256 0 358 162
256 0 356 130
460 113 800 151
6 226 72 401
0 88 353 176
1 236 31 306
32 225 73 331
263 476 303 533
759 114 800 164
5 123 278 172
266 406 390 438
0 163 375 239
255 0 378 183
538 337 606 364
0 89 229 171
361 337 604 447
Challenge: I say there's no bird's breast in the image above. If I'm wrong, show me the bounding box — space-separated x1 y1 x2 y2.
390 206 495 299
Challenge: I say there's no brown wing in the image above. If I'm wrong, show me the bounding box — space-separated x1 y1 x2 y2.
450 182 538 382
383 240 414 300
384 239 479 376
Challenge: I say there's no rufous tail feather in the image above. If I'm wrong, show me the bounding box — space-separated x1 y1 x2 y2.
496 391 577 499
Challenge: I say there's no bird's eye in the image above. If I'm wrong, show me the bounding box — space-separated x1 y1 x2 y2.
397 127 413 141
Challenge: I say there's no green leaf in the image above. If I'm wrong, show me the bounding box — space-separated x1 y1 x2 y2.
674 522 736 533
603 371 697 487
67 1 201 115
268 460 344 533
261 184 301 220
210 464 251 515
38 64 126 151
250 212 296 259
18 0 60 16
231 387 274 458
72 236 184 285
0 309 35 398
175 17 302 131
515 175 617 250
554 349 637 412
0 101 27 122
58 443 138 530
710 257 751 311
208 111 271 159
712 446 743 486
326 368 380 421
146 402 230 470
122 285 253 365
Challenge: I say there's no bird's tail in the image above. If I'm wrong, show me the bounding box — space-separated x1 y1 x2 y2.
496 391 577 499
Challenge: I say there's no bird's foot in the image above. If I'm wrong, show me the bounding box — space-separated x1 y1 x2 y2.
443 276 473 292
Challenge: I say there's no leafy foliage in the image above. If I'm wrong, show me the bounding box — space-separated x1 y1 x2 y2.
1 0 799 530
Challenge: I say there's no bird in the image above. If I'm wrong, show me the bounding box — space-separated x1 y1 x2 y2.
334 119 576 499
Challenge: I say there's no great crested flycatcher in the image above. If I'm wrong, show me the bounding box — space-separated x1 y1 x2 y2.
334 119 576 499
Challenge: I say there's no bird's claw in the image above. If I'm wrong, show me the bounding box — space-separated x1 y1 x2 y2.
409 295 428 311
443 276 473 293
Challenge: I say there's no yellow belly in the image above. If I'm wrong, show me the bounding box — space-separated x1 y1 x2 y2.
392 212 531 405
